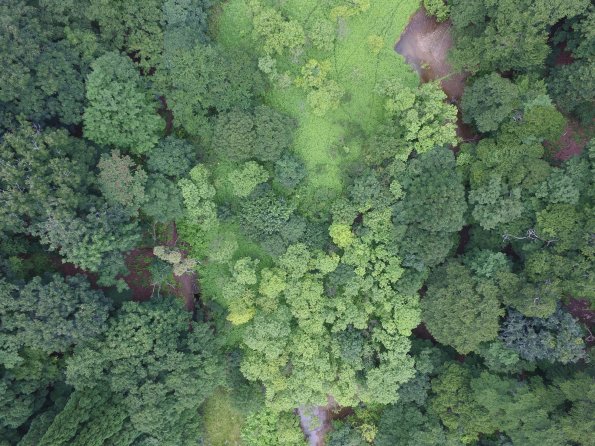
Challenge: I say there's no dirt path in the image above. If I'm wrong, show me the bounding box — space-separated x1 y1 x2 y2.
168 222 197 312
298 406 331 446
395 8 478 145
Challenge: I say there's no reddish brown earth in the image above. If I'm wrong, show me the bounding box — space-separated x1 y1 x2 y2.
299 397 353 446
545 119 592 161
553 42 574 66
52 257 101 289
158 96 174 135
123 248 155 302
565 298 595 346
119 223 198 311
167 222 198 312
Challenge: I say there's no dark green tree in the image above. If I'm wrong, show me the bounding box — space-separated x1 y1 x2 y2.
84 52 163 154
422 261 504 354
38 299 224 445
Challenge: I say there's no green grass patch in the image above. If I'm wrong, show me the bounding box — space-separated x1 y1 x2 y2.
216 0 419 197
203 388 245 446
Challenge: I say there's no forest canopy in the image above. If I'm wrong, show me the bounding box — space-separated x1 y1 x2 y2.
0 0 593 445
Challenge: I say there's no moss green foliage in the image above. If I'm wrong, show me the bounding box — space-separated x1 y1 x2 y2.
202 388 244 446
241 408 305 446
2 0 594 444
423 0 449 21
38 299 222 446
217 0 419 198
147 136 197 179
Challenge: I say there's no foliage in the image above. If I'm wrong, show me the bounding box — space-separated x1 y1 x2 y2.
548 61 595 125
378 81 459 154
178 164 218 230
2 0 593 443
39 299 224 445
500 308 586 364
83 52 163 154
146 136 197 179
155 43 264 136
449 0 590 73
462 74 520 133
97 150 147 215
142 174 186 223
422 261 504 354
0 274 110 367
423 0 450 22
212 106 296 163
0 125 95 234
153 245 198 276
228 162 270 198
241 408 305 446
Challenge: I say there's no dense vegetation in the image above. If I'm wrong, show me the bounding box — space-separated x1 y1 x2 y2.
1 0 593 445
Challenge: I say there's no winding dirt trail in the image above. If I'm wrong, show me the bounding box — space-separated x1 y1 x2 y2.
395 8 478 144
298 406 331 446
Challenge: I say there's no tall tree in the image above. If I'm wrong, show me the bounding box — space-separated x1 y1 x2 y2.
84 52 163 154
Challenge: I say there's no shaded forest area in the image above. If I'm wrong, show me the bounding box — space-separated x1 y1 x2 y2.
0 0 593 445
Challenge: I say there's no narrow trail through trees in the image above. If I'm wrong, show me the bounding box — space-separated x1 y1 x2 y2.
395 7 478 145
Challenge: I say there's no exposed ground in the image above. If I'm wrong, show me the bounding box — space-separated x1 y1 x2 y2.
394 8 478 145
546 119 591 161
124 248 155 302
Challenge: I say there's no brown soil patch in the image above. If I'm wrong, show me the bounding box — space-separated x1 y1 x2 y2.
545 120 591 161
554 42 574 66
158 96 174 135
123 248 155 302
565 298 595 346
51 257 101 289
395 8 464 101
167 222 197 312
412 322 436 343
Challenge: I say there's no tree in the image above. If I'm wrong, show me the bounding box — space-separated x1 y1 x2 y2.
178 164 218 230
85 0 163 70
240 408 305 446
249 1 306 56
500 308 586 364
0 2 91 130
0 274 110 441
32 205 140 290
423 0 450 22
422 261 504 354
376 403 456 446
146 136 197 179
228 162 270 198
155 43 264 136
83 52 163 154
274 155 307 191
449 0 590 73
378 80 458 155
461 73 520 133
212 106 295 163
142 174 186 223
394 149 467 271
0 125 95 235
39 299 224 445
0 275 110 366
429 363 496 444
548 61 595 125
97 150 147 216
